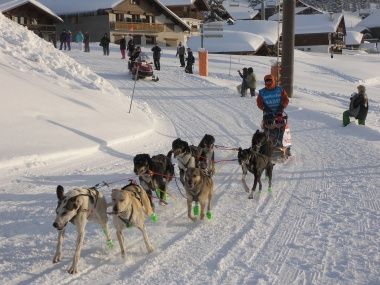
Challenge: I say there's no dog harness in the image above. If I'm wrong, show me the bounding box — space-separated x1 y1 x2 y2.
177 152 195 170
117 183 145 227
118 208 134 228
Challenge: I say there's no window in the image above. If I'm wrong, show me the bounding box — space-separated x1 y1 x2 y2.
116 14 123 21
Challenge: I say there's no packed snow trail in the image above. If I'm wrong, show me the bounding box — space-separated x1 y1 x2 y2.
0 45 379 285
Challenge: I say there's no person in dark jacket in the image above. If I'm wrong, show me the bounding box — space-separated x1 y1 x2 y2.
59 29 67 50
151 43 161 70
246 67 257 97
120 35 127 59
128 46 141 70
176 42 186 67
66 30 72 51
127 37 135 57
343 85 369 126
185 48 195 74
237 68 248 97
100 33 110 56
84 32 90 52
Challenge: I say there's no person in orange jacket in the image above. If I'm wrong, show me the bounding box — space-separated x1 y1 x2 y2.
257 74 289 146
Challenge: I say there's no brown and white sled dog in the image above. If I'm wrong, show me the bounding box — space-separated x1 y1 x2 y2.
111 183 154 257
167 138 198 186
53 185 112 274
184 167 214 222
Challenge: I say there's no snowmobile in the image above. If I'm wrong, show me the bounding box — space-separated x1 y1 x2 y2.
261 112 291 162
129 53 159 82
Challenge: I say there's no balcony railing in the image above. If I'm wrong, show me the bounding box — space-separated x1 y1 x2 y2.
110 22 165 33
28 24 56 32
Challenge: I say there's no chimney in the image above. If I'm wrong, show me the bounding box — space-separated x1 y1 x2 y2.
329 12 334 21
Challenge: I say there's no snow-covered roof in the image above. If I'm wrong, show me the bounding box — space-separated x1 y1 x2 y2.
222 0 258 20
268 6 324 21
39 0 190 30
295 13 344 35
224 20 280 45
161 0 195 5
357 9 380 28
345 30 363 45
343 12 362 29
187 30 265 53
0 0 62 22
38 0 123 14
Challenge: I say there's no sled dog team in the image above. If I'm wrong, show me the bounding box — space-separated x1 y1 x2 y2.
52 131 275 274
53 134 218 274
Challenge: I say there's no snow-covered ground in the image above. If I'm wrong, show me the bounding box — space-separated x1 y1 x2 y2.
0 14 379 285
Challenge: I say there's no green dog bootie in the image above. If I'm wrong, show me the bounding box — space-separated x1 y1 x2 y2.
150 212 158 223
206 211 213 220
268 187 272 193
106 239 114 250
193 203 200 216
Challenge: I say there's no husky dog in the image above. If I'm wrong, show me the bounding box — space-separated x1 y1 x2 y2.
133 153 174 208
52 185 112 274
184 167 214 221
237 130 274 199
111 183 154 257
198 134 216 176
167 138 198 186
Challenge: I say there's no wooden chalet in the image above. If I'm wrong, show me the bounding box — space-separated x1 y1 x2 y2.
356 9 380 40
294 13 346 53
40 0 190 47
255 0 322 20
161 0 209 20
0 0 62 44
161 0 209 33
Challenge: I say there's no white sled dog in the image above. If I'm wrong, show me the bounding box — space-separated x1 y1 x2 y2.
111 183 155 257
52 185 113 274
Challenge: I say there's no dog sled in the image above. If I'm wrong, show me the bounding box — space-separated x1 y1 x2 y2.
129 53 159 82
261 112 292 162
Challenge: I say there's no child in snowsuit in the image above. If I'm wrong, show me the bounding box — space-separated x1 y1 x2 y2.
185 48 195 74
343 85 369 126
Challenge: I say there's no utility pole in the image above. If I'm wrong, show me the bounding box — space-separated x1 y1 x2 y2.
261 1 266 20
281 0 295 98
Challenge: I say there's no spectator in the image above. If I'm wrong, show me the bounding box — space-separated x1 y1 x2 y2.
100 33 110 56
66 30 72 51
127 36 135 57
343 85 369 126
75 30 84 51
246 67 257 97
185 47 195 74
151 42 161 70
120 35 127 59
237 68 248 97
176 41 186 67
59 29 67 50
84 32 90 52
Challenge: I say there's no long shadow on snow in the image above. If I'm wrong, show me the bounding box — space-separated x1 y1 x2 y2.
288 105 380 142
297 60 361 83
46 119 133 161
